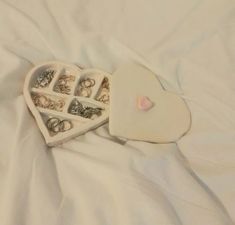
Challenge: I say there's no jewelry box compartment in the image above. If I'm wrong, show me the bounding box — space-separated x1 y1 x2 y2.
40 112 85 137
74 70 106 98
53 67 78 95
95 77 110 104
30 64 58 90
67 98 105 120
31 92 67 112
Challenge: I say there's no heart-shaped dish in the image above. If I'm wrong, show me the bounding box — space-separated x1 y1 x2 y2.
24 61 111 146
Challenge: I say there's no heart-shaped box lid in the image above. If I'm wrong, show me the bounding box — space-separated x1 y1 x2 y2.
109 62 191 143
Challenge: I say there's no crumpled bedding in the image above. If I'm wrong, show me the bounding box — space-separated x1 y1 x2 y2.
0 0 235 224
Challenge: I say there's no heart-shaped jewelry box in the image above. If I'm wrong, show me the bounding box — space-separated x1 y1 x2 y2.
24 61 190 146
24 61 111 146
109 62 191 143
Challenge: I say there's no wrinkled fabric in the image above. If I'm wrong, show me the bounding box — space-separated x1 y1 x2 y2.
0 0 235 224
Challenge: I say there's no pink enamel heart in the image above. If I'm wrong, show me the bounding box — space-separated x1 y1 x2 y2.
137 96 153 111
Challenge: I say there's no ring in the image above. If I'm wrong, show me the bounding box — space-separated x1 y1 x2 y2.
80 78 95 88
77 78 95 97
46 117 72 133
46 118 60 132
80 88 91 97
97 94 109 104
60 120 73 132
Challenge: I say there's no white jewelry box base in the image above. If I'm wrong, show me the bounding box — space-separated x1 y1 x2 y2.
23 61 111 146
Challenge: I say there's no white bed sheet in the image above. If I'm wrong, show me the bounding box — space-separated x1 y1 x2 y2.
0 0 235 224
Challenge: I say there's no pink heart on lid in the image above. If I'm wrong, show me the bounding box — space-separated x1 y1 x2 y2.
137 96 154 111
